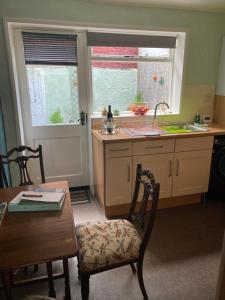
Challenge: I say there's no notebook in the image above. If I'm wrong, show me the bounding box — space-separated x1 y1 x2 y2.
8 190 66 212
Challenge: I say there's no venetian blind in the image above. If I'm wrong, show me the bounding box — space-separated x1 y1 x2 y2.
22 32 78 65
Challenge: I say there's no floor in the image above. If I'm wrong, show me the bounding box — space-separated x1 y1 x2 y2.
5 199 225 300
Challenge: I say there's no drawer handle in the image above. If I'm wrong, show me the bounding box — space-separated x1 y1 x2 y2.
145 145 163 149
109 148 129 152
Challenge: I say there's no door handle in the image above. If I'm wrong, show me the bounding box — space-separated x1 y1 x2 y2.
175 159 179 176
78 111 87 126
168 160 172 177
128 164 131 182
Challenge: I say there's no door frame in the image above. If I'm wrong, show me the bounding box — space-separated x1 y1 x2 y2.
4 21 93 187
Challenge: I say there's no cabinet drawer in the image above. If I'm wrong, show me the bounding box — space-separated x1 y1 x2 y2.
175 136 213 152
133 139 175 155
105 142 132 158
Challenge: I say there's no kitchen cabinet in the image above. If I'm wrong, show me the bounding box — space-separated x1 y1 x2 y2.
133 153 174 199
106 157 132 206
172 150 212 197
92 133 214 217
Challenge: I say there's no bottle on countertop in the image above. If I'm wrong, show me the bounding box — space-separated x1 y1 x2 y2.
107 105 113 121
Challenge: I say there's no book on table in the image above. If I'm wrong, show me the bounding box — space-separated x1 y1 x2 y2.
8 189 66 212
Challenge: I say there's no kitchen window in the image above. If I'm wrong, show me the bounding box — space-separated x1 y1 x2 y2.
88 31 186 115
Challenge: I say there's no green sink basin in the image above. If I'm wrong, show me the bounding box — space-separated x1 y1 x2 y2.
161 124 209 134
161 125 192 134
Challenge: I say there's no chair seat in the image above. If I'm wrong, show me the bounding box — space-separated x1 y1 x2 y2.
76 219 141 273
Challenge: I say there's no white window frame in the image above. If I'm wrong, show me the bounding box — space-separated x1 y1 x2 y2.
4 19 186 130
90 31 186 116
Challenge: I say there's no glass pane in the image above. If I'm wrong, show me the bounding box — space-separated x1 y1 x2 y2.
137 61 172 109
139 48 170 58
92 61 137 112
92 46 170 58
26 65 79 125
92 60 172 112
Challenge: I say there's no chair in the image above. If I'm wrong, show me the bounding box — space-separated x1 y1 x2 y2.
0 145 45 187
75 164 160 300
0 155 6 188
0 145 45 273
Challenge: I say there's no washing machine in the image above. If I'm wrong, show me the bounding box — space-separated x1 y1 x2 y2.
206 136 225 201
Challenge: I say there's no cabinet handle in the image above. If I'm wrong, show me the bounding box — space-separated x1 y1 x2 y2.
175 159 179 176
128 165 131 182
168 160 172 177
145 145 163 149
109 148 129 152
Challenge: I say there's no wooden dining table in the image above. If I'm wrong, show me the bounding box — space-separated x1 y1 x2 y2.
0 181 77 300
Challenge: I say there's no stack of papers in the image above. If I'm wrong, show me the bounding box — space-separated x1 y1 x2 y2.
8 189 66 212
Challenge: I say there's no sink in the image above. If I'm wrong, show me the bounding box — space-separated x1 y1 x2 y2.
161 124 209 134
161 125 192 134
123 124 209 137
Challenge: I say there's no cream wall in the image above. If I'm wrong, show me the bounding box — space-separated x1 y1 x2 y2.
1 0 225 148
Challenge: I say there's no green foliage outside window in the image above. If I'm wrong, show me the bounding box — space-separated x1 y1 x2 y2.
49 109 64 123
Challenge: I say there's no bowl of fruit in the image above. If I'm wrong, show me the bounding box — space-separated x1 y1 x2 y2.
133 105 149 115
129 93 149 115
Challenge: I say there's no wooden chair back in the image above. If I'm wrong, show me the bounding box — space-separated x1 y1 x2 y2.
0 145 45 187
128 163 160 257
0 155 8 188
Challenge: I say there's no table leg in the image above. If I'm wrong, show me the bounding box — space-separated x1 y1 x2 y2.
1 271 13 300
46 262 56 298
63 258 71 300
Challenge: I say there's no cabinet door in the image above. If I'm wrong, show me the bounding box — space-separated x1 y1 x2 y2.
133 153 174 199
105 157 132 206
172 150 212 197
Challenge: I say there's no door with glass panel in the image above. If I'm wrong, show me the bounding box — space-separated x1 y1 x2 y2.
15 30 89 187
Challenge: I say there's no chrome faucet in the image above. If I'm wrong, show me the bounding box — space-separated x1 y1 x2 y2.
152 102 170 127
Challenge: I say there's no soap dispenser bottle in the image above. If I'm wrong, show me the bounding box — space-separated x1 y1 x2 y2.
194 113 201 125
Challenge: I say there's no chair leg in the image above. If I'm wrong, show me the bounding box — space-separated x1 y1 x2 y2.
130 263 136 274
34 264 39 272
137 259 148 300
77 258 81 280
46 262 56 298
81 275 90 300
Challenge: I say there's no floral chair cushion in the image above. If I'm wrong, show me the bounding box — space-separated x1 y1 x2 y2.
75 219 141 273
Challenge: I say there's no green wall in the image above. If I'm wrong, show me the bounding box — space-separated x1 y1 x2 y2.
1 0 225 149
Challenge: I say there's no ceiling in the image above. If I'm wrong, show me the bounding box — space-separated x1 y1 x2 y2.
87 0 225 13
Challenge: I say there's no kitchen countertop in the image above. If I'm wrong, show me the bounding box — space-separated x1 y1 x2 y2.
92 124 225 144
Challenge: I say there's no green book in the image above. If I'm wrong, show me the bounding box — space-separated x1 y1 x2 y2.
8 191 66 212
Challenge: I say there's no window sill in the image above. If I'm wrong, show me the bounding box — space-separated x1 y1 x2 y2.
90 111 179 119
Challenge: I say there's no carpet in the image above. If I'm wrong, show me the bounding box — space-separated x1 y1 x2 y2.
8 201 225 300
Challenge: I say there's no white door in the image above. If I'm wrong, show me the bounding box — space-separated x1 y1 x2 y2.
133 153 174 199
172 150 212 197
13 29 89 187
